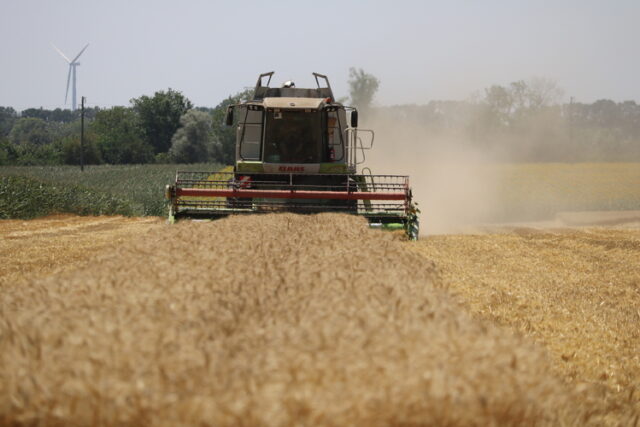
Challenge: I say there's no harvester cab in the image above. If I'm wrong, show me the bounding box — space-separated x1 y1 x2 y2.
165 72 419 239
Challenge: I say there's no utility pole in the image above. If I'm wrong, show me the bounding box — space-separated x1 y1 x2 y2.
80 96 85 171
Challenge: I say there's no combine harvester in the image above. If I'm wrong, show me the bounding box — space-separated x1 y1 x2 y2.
165 72 419 239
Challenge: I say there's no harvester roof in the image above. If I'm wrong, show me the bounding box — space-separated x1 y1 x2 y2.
252 72 334 101
262 97 326 110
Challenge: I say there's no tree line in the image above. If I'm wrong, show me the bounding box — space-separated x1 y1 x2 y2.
373 77 640 161
1 71 639 165
0 88 248 166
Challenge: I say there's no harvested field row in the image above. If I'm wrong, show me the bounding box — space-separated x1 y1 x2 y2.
0 215 160 288
1 214 588 426
414 227 640 425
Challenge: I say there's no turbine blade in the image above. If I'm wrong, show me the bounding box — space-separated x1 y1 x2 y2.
65 66 72 105
51 43 70 63
71 43 89 63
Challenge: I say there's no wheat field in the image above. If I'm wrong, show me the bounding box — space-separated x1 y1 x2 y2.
0 215 160 288
414 227 640 425
0 214 593 426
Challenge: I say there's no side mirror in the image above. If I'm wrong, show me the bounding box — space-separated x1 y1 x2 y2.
350 110 358 128
224 106 234 126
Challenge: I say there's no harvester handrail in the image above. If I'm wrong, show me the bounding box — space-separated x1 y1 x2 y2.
174 171 409 179
357 129 375 149
175 182 408 193
175 188 407 201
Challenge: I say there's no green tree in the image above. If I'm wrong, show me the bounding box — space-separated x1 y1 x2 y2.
483 84 514 126
0 136 17 165
0 107 17 137
210 89 253 165
9 117 54 146
20 107 100 123
348 67 380 110
131 89 193 155
482 78 564 128
11 141 64 165
61 132 103 165
526 77 564 110
169 110 212 163
91 107 153 164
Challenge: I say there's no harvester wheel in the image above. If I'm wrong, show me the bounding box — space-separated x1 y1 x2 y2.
168 205 176 224
407 216 420 241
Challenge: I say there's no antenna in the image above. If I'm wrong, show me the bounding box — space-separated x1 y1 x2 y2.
52 43 89 111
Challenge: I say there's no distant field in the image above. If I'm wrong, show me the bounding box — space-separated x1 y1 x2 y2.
0 163 222 218
492 162 640 221
1 162 638 221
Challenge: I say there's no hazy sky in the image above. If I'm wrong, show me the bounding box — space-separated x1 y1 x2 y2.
1 0 638 111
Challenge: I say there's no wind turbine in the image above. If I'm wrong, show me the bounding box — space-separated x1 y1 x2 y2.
52 43 89 111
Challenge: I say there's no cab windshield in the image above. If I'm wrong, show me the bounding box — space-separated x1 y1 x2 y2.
263 110 323 163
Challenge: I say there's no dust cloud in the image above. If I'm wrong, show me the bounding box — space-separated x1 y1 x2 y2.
362 113 504 234
360 110 640 235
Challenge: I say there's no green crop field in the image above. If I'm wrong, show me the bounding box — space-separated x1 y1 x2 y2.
0 163 222 219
